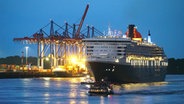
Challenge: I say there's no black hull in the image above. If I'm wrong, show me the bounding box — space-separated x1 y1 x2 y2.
88 61 167 84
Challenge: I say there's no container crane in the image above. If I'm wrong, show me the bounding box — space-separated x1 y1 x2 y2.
13 4 103 70
75 4 89 38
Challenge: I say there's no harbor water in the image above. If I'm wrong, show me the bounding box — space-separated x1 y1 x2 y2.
0 75 184 104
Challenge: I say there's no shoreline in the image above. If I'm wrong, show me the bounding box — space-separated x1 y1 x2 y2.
0 71 84 79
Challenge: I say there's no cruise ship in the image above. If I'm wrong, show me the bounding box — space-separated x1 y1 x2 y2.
82 24 168 84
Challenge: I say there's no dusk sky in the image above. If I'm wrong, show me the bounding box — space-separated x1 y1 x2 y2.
0 0 184 58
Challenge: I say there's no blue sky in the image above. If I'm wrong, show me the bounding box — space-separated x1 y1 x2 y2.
0 0 184 58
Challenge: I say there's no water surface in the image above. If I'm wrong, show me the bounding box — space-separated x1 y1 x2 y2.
0 75 183 104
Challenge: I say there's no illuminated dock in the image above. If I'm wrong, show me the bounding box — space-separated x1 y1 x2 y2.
12 4 103 76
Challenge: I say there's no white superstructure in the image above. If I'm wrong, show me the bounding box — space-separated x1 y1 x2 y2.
82 25 168 67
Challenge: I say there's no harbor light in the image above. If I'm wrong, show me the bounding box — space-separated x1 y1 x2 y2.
45 57 49 61
71 56 77 64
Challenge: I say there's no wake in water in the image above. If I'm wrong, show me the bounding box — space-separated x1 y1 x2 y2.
112 81 184 95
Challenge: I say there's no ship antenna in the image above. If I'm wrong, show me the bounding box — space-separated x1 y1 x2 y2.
108 24 112 36
148 30 152 43
148 30 151 36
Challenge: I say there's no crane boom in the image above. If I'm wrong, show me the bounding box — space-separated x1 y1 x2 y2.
75 4 89 38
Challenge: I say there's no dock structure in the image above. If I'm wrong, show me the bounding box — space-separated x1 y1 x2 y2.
13 4 103 71
13 20 96 69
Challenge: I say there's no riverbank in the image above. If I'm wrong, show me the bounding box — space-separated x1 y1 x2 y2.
0 71 84 78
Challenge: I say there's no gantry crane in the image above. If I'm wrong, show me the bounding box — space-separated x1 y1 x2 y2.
13 4 103 70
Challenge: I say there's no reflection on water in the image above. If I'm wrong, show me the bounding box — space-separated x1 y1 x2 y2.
100 96 105 104
0 75 184 104
41 77 87 104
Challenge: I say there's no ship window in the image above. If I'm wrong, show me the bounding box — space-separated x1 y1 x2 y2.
117 53 122 55
87 46 94 48
87 50 93 52
117 46 122 48
117 50 122 52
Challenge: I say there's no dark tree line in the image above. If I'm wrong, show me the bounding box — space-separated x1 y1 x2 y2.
167 58 184 74
0 56 37 65
0 56 184 74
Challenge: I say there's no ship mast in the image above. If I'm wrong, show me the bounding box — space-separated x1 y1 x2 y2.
148 30 152 43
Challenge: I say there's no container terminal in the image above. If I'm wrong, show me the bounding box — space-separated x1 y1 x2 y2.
0 4 101 78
